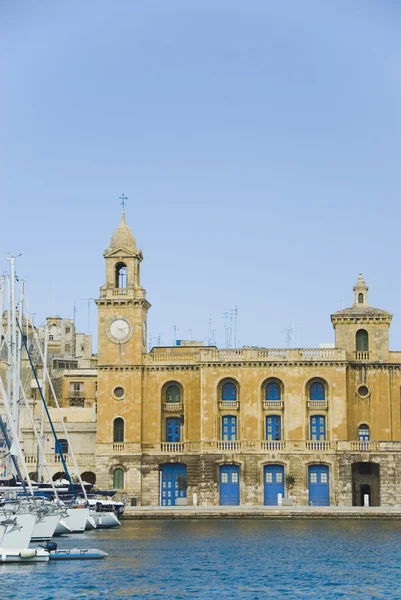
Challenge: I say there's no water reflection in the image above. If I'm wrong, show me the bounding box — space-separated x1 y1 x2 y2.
2 520 401 599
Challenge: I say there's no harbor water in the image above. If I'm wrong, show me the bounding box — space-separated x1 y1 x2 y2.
3 519 401 599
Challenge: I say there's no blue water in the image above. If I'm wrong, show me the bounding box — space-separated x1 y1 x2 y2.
3 520 401 599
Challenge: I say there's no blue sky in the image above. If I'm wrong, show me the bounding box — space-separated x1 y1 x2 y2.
1 1 400 350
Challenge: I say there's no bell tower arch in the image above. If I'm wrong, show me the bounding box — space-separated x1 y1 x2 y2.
96 208 150 365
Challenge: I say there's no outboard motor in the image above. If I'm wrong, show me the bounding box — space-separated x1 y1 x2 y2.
45 542 58 552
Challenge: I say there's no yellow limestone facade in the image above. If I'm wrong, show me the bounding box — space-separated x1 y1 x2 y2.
94 215 401 507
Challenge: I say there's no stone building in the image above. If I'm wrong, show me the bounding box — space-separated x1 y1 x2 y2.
93 211 401 507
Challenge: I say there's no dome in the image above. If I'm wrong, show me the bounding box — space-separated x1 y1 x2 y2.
109 212 136 251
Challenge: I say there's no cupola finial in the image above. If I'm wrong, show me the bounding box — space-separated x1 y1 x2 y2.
353 273 369 306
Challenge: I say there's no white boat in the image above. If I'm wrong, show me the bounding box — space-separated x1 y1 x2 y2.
31 513 61 541
90 510 120 528
48 547 107 560
0 547 49 563
85 514 97 530
65 507 92 533
54 518 72 535
0 513 37 549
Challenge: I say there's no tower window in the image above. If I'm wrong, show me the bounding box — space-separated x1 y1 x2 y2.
55 439 69 454
359 424 370 441
358 293 364 304
166 385 181 404
310 382 325 401
113 418 124 443
221 382 237 402
356 329 369 352
115 263 127 289
113 468 124 490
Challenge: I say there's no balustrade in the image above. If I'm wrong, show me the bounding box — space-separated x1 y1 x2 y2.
217 441 241 451
307 400 328 409
163 402 183 412
305 440 335 451
354 351 370 361
113 443 125 452
160 442 184 452
263 400 283 410
261 441 285 451
219 400 239 410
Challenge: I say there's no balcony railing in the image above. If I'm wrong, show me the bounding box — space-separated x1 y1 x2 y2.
163 402 183 413
348 441 380 452
23 453 95 466
113 288 127 296
217 441 241 451
263 400 283 410
69 390 84 398
113 443 125 452
144 347 347 366
261 441 285 451
307 400 328 409
354 351 370 361
219 400 239 410
160 442 184 452
306 441 335 451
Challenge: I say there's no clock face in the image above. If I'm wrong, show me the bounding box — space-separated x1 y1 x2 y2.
106 318 133 343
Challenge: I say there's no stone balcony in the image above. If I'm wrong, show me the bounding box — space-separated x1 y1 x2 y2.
144 347 347 366
353 351 370 361
307 400 328 410
108 440 401 455
218 400 240 410
263 400 284 410
23 452 95 467
163 402 183 413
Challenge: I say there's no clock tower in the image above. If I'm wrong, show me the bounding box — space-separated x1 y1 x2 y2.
95 208 150 490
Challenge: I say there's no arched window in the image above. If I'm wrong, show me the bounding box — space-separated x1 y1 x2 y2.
113 418 124 443
113 468 124 490
309 382 325 401
358 293 364 304
55 439 69 454
356 329 369 352
266 382 281 401
166 385 181 404
115 262 127 289
359 424 370 441
222 382 237 401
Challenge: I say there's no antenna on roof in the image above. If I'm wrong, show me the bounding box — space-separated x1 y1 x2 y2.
81 298 94 334
171 325 178 346
281 327 293 349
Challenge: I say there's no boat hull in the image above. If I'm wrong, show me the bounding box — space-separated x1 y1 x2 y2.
0 548 49 563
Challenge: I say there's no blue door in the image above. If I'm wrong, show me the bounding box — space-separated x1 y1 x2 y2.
160 463 186 506
166 417 181 442
310 416 326 441
220 465 240 505
308 465 329 506
266 416 281 441
264 465 285 505
222 416 237 441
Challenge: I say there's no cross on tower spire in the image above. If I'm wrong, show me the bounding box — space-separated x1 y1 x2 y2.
119 193 128 215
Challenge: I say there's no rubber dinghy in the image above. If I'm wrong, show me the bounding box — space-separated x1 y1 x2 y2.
42 542 107 560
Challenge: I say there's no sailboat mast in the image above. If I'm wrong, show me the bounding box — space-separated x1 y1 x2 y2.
15 278 24 434
6 275 12 405
37 324 48 483
10 257 18 427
